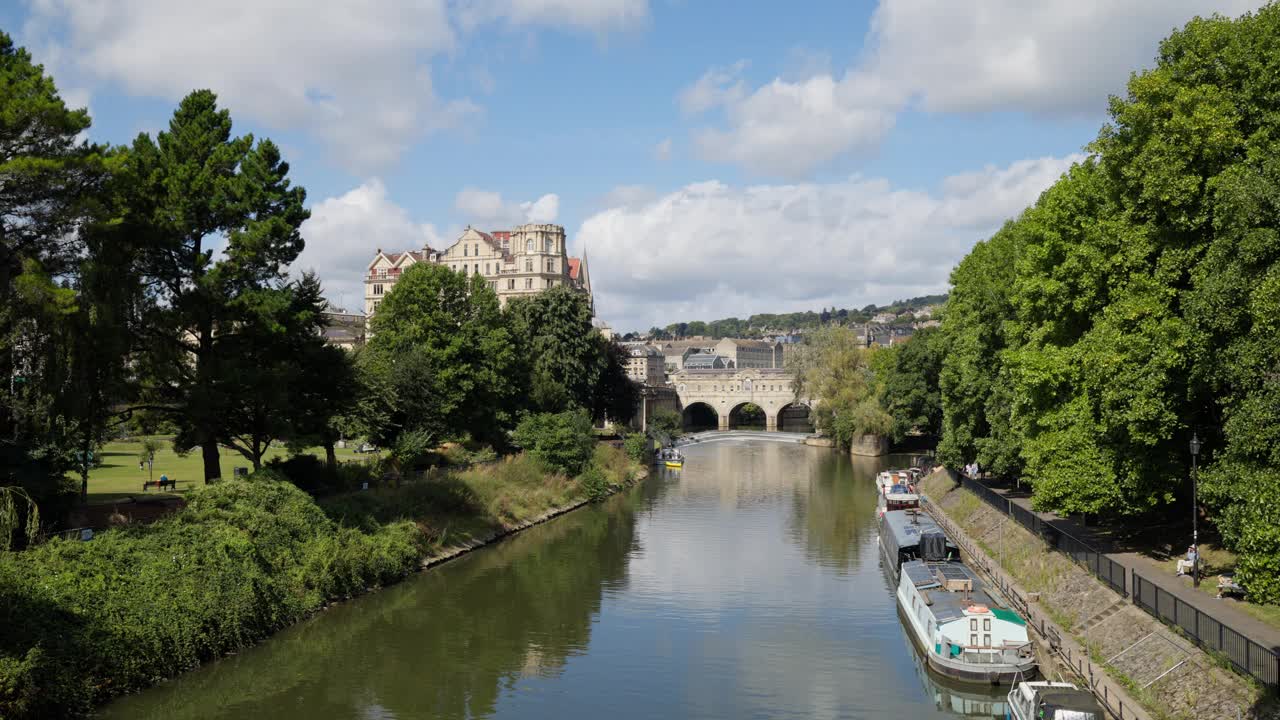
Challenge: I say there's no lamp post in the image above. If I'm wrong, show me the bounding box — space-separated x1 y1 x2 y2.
1190 433 1201 587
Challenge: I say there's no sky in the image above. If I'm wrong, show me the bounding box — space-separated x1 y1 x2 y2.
5 0 1267 333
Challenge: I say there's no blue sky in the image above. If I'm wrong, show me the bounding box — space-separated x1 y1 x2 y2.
6 0 1264 331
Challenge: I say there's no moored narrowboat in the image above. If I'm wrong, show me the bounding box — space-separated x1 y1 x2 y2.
896 559 1037 684
879 508 959 581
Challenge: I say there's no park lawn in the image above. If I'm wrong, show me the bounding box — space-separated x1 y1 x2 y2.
80 437 364 502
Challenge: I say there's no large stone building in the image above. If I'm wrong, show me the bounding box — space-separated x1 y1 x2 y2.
365 223 591 319
649 337 785 373
622 343 665 386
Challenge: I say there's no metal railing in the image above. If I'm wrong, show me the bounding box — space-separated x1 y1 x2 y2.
958 476 1127 597
957 474 1280 688
1133 572 1279 687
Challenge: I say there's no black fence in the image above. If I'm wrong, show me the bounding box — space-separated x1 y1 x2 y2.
1133 572 1279 687
957 474 1280 688
958 476 1127 597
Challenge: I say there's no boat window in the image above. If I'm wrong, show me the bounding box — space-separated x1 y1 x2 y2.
983 618 991 631
970 619 978 631
970 633 977 646
983 634 991 646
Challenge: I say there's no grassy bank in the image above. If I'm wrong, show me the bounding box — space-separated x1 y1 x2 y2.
0 445 642 719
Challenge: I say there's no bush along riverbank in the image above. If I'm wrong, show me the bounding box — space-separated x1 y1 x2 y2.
0 443 644 719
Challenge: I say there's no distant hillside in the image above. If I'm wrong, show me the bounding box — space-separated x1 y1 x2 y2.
631 294 946 339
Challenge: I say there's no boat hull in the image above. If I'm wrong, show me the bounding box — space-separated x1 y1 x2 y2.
664 461 683 468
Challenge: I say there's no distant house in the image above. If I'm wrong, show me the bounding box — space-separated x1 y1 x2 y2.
683 353 730 370
621 343 665 386
871 312 897 325
713 338 784 369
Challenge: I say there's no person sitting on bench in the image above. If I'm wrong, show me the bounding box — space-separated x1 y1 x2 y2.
1217 574 1244 599
1176 545 1198 576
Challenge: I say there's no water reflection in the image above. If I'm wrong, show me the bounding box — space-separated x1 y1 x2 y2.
101 441 1001 720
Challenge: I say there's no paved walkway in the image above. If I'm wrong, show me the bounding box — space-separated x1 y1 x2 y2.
970 477 1280 657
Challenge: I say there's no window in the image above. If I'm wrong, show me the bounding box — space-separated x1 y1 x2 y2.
547 259 554 272
489 281 496 290
373 284 383 295
983 634 991 647
545 238 552 252
463 245 468 257
508 279 515 290
526 239 534 253
474 264 479 275
970 634 978 647
983 619 991 631
525 278 533 289
474 244 479 255
377 267 387 277
373 300 381 311
525 259 533 272
970 619 978 631
485 263 490 274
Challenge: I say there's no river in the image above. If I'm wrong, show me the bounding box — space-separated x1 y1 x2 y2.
99 438 1008 719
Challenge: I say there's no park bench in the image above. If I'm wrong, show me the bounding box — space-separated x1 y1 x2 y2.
142 478 178 492
1216 575 1246 600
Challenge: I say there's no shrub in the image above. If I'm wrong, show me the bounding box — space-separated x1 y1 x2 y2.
622 433 651 463
578 464 611 502
511 409 596 476
0 475 423 719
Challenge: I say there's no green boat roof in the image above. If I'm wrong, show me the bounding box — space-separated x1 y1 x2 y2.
991 607 1026 626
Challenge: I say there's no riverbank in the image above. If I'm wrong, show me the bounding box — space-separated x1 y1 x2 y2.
0 445 645 720
920 470 1276 720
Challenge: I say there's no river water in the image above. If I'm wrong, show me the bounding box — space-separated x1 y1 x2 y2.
100 439 1008 719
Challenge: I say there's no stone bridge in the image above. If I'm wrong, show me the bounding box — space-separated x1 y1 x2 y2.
672 368 813 432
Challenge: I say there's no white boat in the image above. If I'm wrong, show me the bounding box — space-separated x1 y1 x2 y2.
878 480 920 516
896 558 1037 684
1006 681 1104 719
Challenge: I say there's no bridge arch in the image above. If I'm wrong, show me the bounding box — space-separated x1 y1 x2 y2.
682 402 720 432
776 402 814 433
727 402 767 430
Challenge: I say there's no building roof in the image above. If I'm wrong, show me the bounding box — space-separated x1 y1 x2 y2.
568 257 581 280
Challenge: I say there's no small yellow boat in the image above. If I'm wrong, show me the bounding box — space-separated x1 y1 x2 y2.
658 448 684 469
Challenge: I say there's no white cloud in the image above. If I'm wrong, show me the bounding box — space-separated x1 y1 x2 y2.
579 154 1082 332
454 0 649 32
25 0 463 174
455 188 560 226
297 179 446 311
678 60 749 114
867 0 1262 114
691 71 902 178
684 0 1262 177
24 0 647 173
654 137 672 161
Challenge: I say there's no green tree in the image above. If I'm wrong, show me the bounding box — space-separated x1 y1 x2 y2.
0 31 109 519
648 408 682 441
878 327 945 442
128 90 309 482
788 326 891 450
505 286 603 414
936 223 1024 477
512 409 596 476
365 263 518 446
